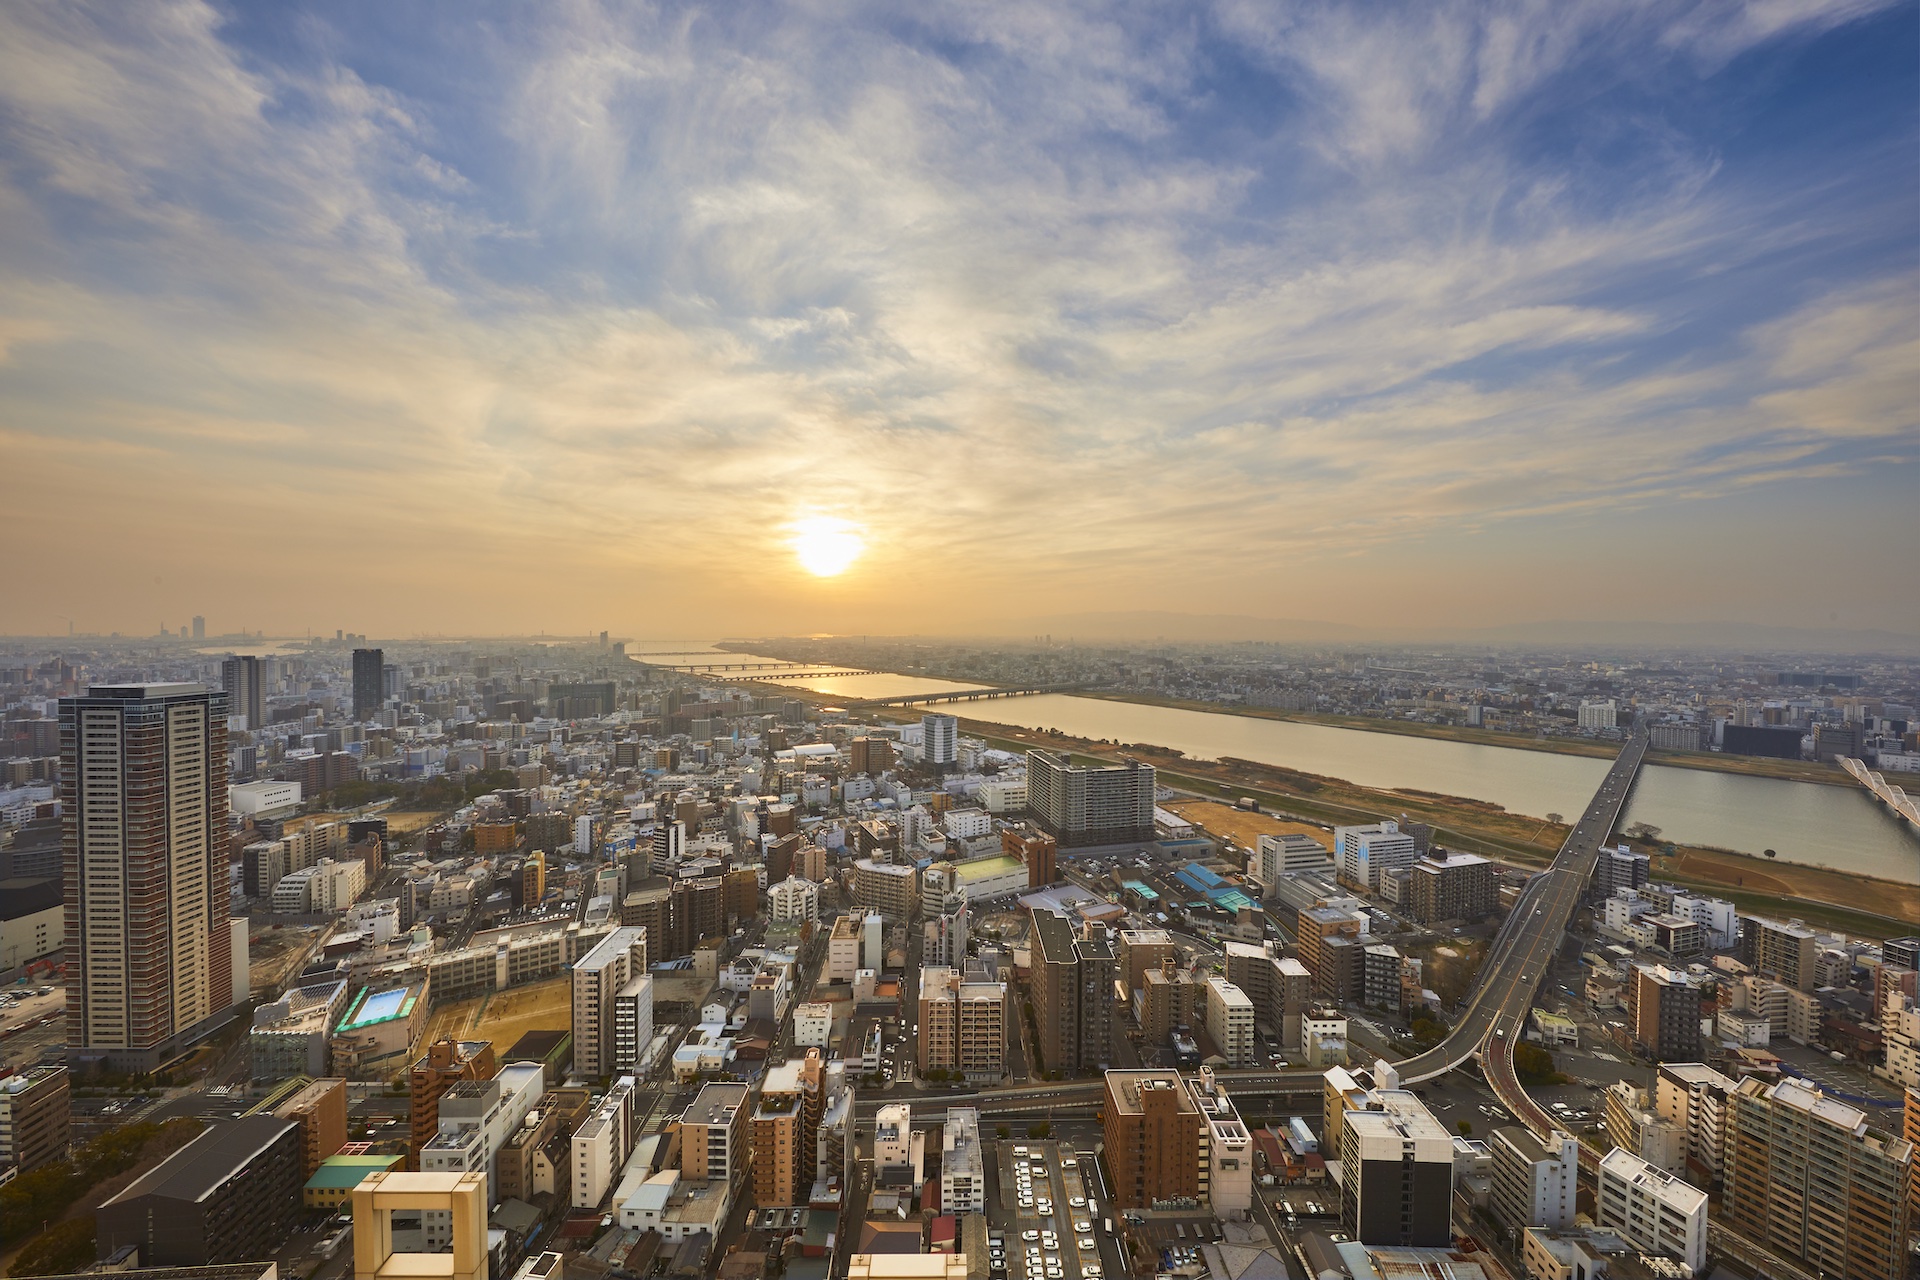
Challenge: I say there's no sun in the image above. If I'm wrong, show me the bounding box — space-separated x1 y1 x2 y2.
790 516 865 577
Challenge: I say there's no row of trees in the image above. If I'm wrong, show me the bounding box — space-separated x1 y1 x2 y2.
0 1116 206 1272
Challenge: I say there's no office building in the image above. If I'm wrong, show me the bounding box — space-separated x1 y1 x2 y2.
351 648 383 720
1025 750 1155 847
1404 851 1497 924
1595 1149 1708 1274
1722 1076 1913 1280
1103 1070 1204 1209
220 655 264 730
1251 834 1333 894
61 683 233 1073
1739 915 1818 991
850 736 895 776
1334 822 1418 892
409 1038 496 1168
0 1066 70 1174
1628 964 1702 1062
1885 937 1920 971
1490 1127 1579 1233
1337 1090 1453 1247
1203 976 1255 1067
97 1115 302 1267
573 925 648 1078
0 877 62 971
921 714 958 769
1029 912 1114 1076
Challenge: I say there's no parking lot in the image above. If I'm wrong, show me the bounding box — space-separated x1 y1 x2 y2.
984 1140 1117 1280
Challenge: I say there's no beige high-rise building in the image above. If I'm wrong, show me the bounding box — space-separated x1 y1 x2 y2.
61 683 232 1073
917 965 1007 1081
1723 1076 1913 1280
676 1082 748 1184
751 1054 823 1206
572 926 648 1079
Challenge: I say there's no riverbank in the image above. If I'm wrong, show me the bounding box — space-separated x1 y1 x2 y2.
1070 689 1848 786
950 716 1920 933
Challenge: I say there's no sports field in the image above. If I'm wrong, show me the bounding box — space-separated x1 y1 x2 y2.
419 975 572 1051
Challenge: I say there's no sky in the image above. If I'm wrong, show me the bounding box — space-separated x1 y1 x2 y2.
1 1 1916 643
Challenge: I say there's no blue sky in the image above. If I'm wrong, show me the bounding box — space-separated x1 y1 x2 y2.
1 1 1914 639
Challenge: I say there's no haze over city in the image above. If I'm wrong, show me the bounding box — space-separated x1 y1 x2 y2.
2 1 1916 641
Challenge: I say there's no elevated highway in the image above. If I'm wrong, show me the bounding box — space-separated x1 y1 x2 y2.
847 681 1106 709
1396 730 1648 1083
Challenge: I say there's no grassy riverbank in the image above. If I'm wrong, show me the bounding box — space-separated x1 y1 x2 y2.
953 717 1920 934
1070 689 1849 786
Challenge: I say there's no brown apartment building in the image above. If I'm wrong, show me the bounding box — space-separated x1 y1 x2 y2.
273 1077 348 1177
1003 827 1058 889
751 1054 823 1206
409 1038 495 1168
1103 1070 1205 1209
678 1081 750 1186
1029 912 1114 1076
1723 1076 1913 1280
1296 906 1365 1002
0 1065 71 1174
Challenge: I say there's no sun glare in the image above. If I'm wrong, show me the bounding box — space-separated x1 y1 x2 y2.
791 516 865 577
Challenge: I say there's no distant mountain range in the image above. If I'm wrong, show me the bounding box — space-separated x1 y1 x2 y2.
985 611 1919 655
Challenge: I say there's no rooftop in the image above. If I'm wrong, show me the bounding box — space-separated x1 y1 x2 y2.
103 1116 298 1207
684 1082 750 1126
335 982 421 1032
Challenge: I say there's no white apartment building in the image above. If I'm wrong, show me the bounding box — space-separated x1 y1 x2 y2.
940 1108 986 1215
420 1062 545 1247
942 807 992 840
826 914 863 982
1579 700 1619 731
573 926 648 1078
769 875 819 925
875 1103 913 1172
1490 1128 1579 1232
1204 976 1255 1067
976 779 1027 814
922 714 958 767
1668 893 1739 950
1334 822 1418 891
572 1077 637 1209
1654 1062 1736 1182
1596 1148 1708 1275
574 815 595 856
1190 1069 1253 1216
1879 994 1919 1088
1252 833 1334 893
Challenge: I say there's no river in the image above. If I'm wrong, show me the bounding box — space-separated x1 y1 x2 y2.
712 659 1920 882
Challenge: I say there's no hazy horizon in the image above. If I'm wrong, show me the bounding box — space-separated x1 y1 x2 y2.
3 3 1916 641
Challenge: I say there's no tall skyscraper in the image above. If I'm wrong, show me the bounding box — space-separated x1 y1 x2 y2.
61 683 232 1072
1025 749 1155 847
921 713 958 770
220 654 264 730
190 616 205 641
351 648 384 720
1029 911 1113 1075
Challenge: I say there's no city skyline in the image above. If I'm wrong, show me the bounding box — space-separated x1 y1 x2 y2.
2 2 1916 640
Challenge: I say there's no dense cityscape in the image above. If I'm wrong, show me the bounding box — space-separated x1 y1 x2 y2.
4 3 1917 1280
0 632 1916 1280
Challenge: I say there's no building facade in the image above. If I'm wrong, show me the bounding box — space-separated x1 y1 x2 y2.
1025 750 1155 848
62 683 234 1073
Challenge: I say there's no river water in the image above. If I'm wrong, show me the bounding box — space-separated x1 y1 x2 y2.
729 661 1920 882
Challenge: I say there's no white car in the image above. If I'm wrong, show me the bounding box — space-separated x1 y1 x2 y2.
1021 1231 1039 1243
1073 1220 1091 1233
1079 1238 1097 1253
1037 1201 1054 1215
1068 1197 1087 1209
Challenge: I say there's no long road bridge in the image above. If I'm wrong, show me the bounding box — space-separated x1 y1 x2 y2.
847 681 1106 709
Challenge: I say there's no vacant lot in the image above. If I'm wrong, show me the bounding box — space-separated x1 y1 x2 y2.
419 975 572 1052
1162 798 1332 851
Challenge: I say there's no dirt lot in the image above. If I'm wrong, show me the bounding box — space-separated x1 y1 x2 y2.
1162 798 1332 851
419 975 572 1051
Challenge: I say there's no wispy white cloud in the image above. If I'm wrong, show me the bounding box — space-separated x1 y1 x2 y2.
0 0 1913 635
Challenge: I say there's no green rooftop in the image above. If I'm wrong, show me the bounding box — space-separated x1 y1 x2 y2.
306 1154 405 1191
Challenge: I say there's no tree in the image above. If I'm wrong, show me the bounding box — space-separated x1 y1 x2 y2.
1763 848 1777 859
1456 1119 1473 1137
1027 1122 1052 1140
997 1125 1011 1141
1512 1042 1564 1086
1624 822 1661 843
11 1216 96 1276
1545 813 1563 826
